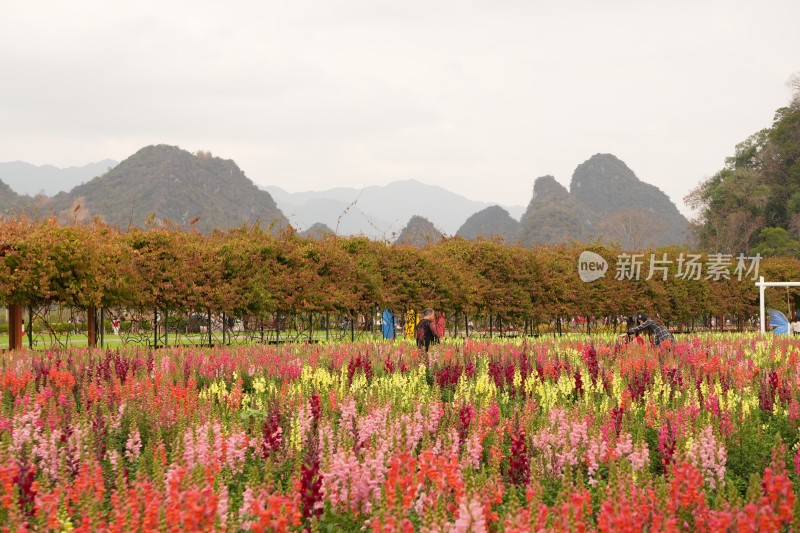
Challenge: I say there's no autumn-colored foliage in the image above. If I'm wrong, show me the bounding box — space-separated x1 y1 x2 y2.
0 216 797 326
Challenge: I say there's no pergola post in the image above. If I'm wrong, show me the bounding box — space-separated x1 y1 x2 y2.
87 307 97 348
759 277 766 335
756 276 800 334
7 303 23 351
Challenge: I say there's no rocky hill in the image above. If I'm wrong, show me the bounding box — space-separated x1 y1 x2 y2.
0 180 32 212
40 145 286 232
300 222 335 240
517 156 690 248
395 215 444 247
456 205 520 242
518 176 596 246
570 154 688 247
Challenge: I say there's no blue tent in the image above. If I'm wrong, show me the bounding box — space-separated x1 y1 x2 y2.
768 309 791 335
381 308 396 339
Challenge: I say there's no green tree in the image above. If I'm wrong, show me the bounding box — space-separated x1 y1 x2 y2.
688 75 800 252
749 227 800 258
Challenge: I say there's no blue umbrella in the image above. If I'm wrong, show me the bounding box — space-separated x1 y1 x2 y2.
381 308 396 339
768 309 791 335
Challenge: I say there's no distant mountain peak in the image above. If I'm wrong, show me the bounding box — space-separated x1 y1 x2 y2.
519 175 593 246
299 222 335 240
456 205 520 242
518 154 690 248
570 153 687 223
34 144 286 232
533 175 570 200
0 159 118 196
263 181 525 237
0 178 29 211
573 154 654 197
396 215 444 247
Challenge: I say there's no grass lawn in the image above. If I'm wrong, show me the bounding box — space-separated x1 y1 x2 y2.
1 329 399 350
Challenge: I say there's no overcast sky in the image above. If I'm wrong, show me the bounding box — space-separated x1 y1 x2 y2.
1 0 798 217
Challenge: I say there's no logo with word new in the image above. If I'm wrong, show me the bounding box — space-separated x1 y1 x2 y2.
578 251 608 282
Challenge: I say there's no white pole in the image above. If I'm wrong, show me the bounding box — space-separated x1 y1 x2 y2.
759 276 766 334
754 278 800 334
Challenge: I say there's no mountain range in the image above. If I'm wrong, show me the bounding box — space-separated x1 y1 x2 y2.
0 147 690 248
0 160 118 196
264 181 526 238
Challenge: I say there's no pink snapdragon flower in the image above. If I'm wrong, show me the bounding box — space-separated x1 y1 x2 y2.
628 441 650 473
451 497 487 533
125 428 142 462
586 435 608 486
32 428 61 482
225 430 248 474
687 426 727 490
464 433 483 470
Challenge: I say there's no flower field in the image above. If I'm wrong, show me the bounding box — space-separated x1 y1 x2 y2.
2 335 800 531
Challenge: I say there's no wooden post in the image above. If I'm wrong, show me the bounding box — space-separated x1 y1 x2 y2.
87 306 97 348
8 303 23 351
208 309 213 347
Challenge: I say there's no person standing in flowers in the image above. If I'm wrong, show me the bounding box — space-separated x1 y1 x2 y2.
381 308 396 340
404 309 417 339
416 308 445 352
622 313 674 348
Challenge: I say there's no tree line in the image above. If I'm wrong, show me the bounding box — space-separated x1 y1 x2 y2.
1 216 799 332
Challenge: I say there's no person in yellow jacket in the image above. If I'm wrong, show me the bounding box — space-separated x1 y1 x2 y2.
404 309 417 339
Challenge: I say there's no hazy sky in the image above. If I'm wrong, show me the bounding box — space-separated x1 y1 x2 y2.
1 1 798 217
